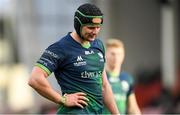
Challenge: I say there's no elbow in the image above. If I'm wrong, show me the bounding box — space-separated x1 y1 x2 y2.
102 81 111 94
28 76 36 88
103 80 111 89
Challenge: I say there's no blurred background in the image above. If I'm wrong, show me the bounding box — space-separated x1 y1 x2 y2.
0 0 179 114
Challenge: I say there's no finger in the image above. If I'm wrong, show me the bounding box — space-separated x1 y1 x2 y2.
78 96 89 102
76 102 84 109
78 100 88 106
76 92 87 96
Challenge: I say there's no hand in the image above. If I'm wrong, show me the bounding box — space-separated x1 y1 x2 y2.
63 92 89 108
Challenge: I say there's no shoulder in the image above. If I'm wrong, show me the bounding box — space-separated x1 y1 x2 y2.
43 34 71 58
56 33 71 46
120 71 134 85
93 38 104 46
92 38 105 52
47 33 70 50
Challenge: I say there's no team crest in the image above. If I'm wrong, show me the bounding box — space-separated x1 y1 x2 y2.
121 81 129 92
98 52 104 62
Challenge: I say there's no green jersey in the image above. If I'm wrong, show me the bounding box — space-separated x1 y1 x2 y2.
36 33 105 114
103 71 134 114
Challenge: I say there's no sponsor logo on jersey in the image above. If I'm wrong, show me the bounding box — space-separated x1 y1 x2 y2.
40 57 54 65
77 56 83 61
109 77 119 82
85 50 94 55
74 56 87 66
81 71 102 78
121 80 129 92
44 50 59 59
114 94 127 101
38 60 48 66
98 52 104 62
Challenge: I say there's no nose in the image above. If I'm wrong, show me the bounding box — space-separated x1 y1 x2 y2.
92 27 100 34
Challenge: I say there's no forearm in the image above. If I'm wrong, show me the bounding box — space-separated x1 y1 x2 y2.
103 82 119 114
28 74 63 105
33 84 62 104
127 93 141 114
29 67 90 109
128 107 141 115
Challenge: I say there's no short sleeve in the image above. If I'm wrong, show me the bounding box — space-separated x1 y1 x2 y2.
35 42 65 76
127 74 134 96
120 72 135 96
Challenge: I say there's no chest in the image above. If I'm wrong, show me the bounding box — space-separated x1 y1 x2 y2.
62 48 105 72
109 78 130 95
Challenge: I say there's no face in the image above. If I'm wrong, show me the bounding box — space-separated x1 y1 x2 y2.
106 47 125 69
81 25 101 42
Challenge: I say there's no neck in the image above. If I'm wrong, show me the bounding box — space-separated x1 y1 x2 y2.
106 65 121 77
70 31 89 46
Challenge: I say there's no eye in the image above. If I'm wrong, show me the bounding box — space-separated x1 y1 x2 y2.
87 27 95 29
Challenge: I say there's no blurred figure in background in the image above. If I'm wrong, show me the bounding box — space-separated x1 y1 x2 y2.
28 3 119 114
103 38 141 114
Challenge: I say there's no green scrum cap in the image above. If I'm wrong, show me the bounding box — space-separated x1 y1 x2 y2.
74 3 103 38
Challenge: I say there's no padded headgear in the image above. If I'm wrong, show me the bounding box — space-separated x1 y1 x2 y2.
74 3 103 38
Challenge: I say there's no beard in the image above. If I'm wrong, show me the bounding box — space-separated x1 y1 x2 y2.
83 34 97 42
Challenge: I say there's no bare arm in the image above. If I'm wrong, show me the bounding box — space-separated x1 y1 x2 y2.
28 66 63 104
28 66 89 108
127 93 141 114
102 69 119 114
